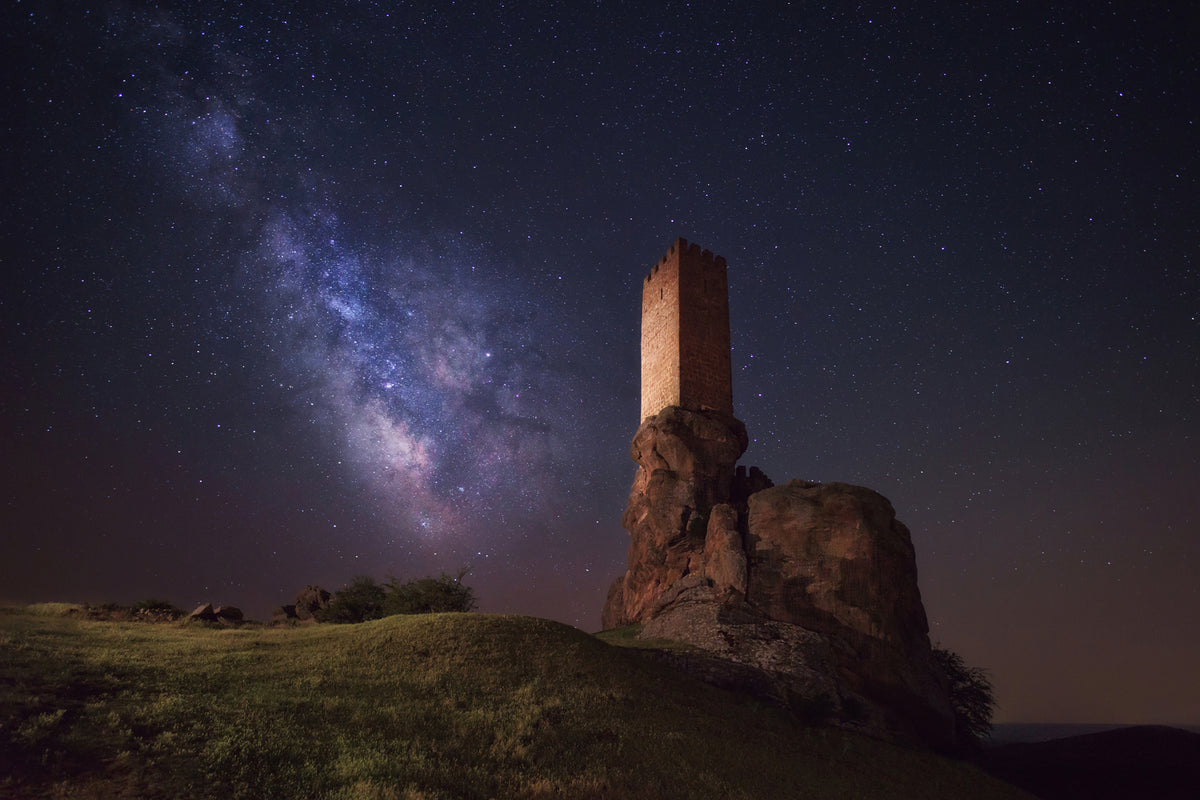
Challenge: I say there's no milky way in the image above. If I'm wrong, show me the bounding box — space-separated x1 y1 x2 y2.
122 11 582 554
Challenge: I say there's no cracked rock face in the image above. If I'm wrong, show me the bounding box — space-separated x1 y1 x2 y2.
746 480 929 647
602 407 747 630
602 406 954 747
744 480 953 745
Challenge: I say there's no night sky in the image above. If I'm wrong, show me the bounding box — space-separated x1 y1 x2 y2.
4 2 1197 725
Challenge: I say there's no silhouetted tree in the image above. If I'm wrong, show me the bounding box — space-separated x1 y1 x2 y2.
384 567 477 615
933 646 996 750
317 575 386 623
314 569 477 623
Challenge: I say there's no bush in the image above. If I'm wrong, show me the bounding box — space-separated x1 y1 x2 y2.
383 568 477 615
131 598 180 613
316 570 477 623
316 576 386 624
130 598 183 622
933 646 996 751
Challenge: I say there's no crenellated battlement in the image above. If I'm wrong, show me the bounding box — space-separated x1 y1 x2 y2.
640 237 733 420
644 238 727 284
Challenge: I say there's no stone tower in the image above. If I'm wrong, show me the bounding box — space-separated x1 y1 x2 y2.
640 237 733 420
608 238 955 748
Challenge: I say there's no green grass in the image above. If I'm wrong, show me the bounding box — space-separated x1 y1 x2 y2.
592 623 695 650
0 605 1032 799
22 602 86 616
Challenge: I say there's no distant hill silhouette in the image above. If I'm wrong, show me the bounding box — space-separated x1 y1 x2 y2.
982 725 1200 800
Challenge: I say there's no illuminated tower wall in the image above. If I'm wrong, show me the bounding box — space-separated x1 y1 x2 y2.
640 237 733 420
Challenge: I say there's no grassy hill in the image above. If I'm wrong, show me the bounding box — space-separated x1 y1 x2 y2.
0 605 1031 799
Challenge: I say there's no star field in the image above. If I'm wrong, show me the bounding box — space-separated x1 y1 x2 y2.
3 1 1197 724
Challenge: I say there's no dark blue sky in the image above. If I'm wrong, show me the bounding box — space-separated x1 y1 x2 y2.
3 1 1197 724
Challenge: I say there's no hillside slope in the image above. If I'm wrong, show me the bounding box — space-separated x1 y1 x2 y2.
0 607 1030 799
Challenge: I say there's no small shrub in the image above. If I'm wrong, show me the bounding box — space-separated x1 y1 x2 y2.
311 570 477 624
131 598 177 613
131 599 183 621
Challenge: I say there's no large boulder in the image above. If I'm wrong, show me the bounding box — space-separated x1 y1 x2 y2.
746 481 929 645
743 480 953 745
294 585 331 621
602 407 747 629
214 605 244 623
272 604 298 622
188 603 218 622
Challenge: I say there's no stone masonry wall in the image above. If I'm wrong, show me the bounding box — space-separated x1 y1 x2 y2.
640 238 733 420
678 242 732 417
640 243 681 419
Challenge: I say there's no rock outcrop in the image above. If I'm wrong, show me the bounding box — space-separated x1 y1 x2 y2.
214 605 244 622
273 604 299 622
294 585 331 621
188 603 219 622
745 480 950 738
188 603 246 625
602 407 954 747
602 407 748 629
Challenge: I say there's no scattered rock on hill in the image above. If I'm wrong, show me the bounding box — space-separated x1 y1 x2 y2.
188 603 247 624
